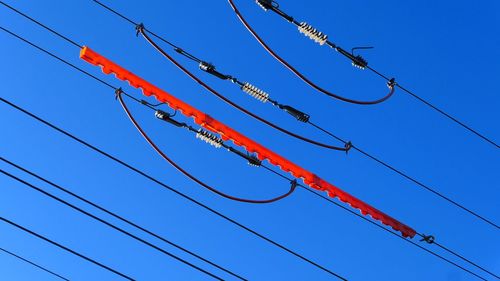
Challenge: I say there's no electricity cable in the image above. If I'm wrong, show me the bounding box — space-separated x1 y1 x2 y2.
0 247 70 281
0 157 247 281
0 216 135 280
0 169 225 281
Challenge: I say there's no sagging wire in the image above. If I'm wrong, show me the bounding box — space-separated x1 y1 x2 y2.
227 0 397 105
228 0 499 149
0 27 492 280
133 23 351 152
116 89 298 204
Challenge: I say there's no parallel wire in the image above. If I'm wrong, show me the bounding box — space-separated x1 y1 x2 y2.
0 169 224 280
0 247 70 281
86 0 500 230
0 157 247 281
0 217 135 280
0 9 496 280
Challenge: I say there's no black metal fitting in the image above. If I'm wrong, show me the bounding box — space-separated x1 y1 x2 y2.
135 23 145 37
229 147 262 167
256 0 274 11
155 110 186 128
344 141 353 153
199 61 230 80
278 104 310 123
420 234 435 244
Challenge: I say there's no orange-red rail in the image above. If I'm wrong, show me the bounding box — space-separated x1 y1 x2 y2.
80 46 416 238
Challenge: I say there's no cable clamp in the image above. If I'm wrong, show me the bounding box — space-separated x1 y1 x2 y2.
420 234 435 244
135 23 145 37
114 87 123 100
344 141 353 153
387 78 396 88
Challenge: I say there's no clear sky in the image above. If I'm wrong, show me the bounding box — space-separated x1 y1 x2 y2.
0 0 499 280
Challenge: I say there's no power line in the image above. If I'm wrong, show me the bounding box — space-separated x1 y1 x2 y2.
0 10 495 280
0 169 225 281
229 0 499 149
0 247 69 281
0 216 135 280
87 0 499 230
0 157 247 281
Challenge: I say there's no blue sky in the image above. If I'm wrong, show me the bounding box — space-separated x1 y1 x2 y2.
0 0 499 280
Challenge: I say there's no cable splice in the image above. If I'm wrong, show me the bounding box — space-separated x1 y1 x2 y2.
83 47 416 238
241 82 270 103
298 22 328 45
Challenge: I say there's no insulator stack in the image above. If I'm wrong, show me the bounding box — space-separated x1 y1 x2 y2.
241 82 269 103
196 129 224 148
351 56 368 69
298 22 328 45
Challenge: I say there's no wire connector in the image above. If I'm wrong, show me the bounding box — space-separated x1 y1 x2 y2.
278 104 310 122
199 61 231 80
344 141 353 153
196 129 224 148
256 0 275 11
298 22 328 45
155 110 186 128
241 82 269 103
135 23 145 37
420 234 435 244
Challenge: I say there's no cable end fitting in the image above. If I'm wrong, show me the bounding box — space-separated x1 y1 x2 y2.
114 87 123 100
155 110 186 128
199 61 231 80
135 23 145 37
278 104 310 122
256 0 274 11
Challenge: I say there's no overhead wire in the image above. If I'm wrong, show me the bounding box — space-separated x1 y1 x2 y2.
0 169 226 281
87 0 499 230
227 0 499 149
0 28 494 281
0 216 135 280
0 247 70 281
0 157 247 281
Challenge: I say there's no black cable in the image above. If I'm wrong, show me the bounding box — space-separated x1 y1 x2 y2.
0 157 247 281
0 1 82 48
0 217 135 280
229 0 499 149
0 19 493 280
0 169 224 281
0 247 70 281
307 121 499 230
